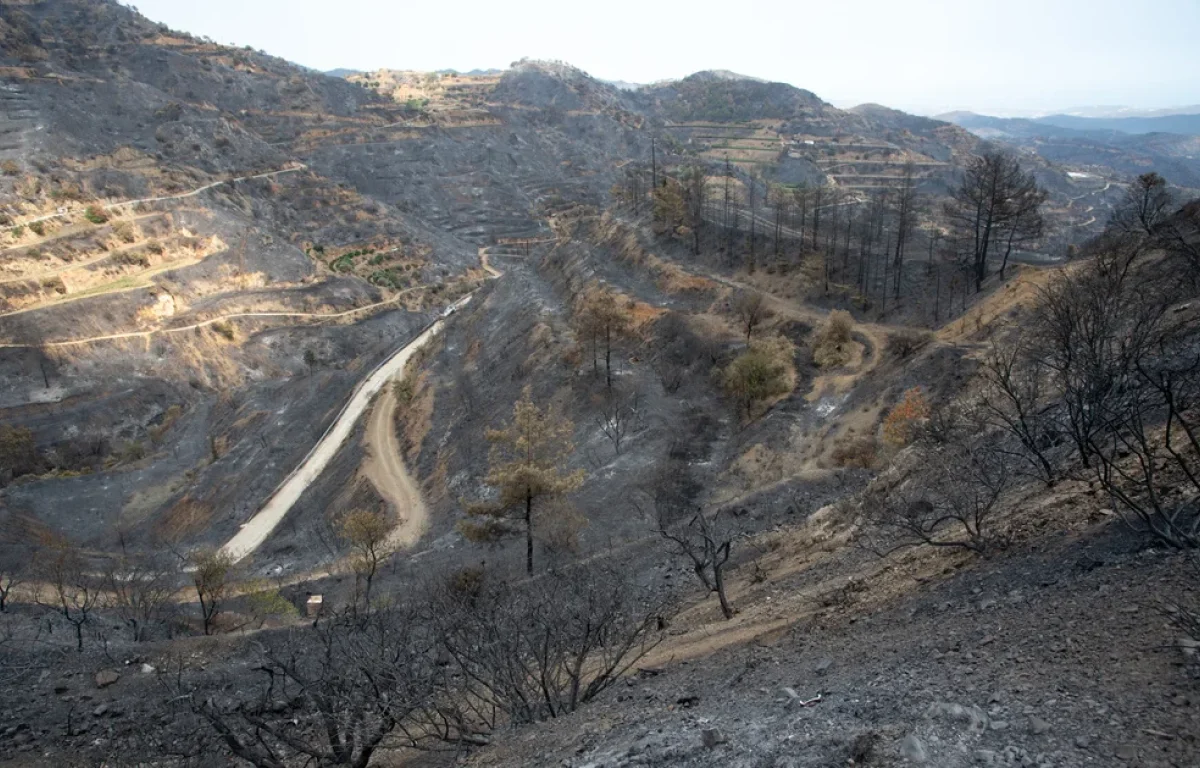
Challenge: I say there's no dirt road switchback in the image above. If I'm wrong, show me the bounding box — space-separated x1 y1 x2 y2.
219 296 472 563
362 382 428 549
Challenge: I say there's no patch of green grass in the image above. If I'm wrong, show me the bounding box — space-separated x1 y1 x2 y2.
368 269 408 290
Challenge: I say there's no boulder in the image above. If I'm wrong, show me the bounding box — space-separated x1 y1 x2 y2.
701 728 726 749
94 670 120 688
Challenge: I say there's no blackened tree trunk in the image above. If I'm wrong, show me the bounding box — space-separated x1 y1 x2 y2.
525 490 534 575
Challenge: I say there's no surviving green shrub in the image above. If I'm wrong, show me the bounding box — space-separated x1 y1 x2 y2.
392 374 417 406
84 205 109 225
0 424 38 481
722 334 796 418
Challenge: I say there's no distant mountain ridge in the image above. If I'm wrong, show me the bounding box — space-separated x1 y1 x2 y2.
939 110 1200 137
1052 104 1200 119
939 112 1200 189
1035 113 1200 136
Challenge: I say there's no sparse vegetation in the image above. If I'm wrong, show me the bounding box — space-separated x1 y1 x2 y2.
39 537 104 652
733 289 772 343
862 422 1013 554
882 386 930 447
461 389 585 574
831 435 878 469
210 319 236 341
192 549 233 635
812 310 855 368
340 508 393 613
102 551 176 642
721 334 795 418
112 220 137 242
392 372 417 405
0 424 39 483
574 283 634 390
885 328 932 359
84 205 110 225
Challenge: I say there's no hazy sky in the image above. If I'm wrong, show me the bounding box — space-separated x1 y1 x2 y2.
130 0 1200 116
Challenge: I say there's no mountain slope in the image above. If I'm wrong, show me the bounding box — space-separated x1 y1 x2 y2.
940 111 1200 189
1036 112 1200 135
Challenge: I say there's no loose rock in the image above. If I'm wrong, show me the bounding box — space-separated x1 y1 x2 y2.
899 734 928 763
700 728 725 749
94 670 120 689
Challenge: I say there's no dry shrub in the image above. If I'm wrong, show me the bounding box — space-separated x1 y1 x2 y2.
112 220 137 243
447 565 487 600
456 510 507 543
886 328 934 359
148 404 183 443
560 342 583 367
115 250 151 268
813 310 855 368
134 305 160 328
882 387 931 447
535 497 587 555
157 498 213 542
657 261 714 293
0 160 20 176
210 320 236 341
831 435 877 469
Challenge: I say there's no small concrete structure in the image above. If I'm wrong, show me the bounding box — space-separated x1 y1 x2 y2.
305 594 323 618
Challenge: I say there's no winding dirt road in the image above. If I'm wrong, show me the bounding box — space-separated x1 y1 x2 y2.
0 285 426 348
11 166 304 229
219 294 472 563
361 384 428 550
